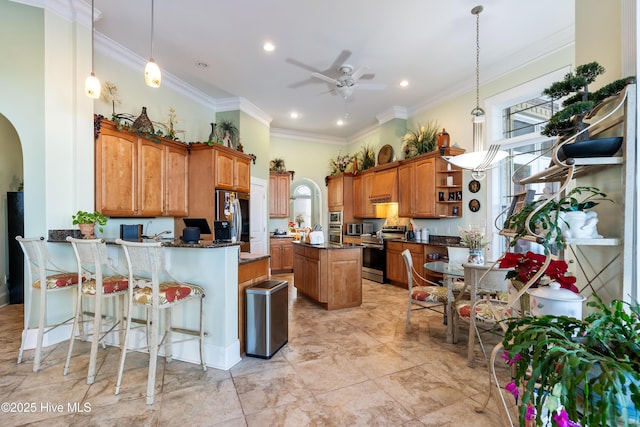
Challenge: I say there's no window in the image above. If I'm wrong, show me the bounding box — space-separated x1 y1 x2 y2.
292 184 312 227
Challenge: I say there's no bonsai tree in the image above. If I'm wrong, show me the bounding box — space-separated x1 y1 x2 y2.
504 186 609 250
541 61 635 142
72 210 108 232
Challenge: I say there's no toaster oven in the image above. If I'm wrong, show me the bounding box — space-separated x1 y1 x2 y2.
346 222 374 236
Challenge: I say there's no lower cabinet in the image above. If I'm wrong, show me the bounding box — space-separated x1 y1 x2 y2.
293 243 362 310
386 241 425 288
270 237 294 273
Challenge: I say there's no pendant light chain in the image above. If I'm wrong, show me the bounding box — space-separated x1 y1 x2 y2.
150 0 155 59
475 8 480 112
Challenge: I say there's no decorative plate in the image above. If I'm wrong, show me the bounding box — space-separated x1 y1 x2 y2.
377 144 393 165
469 199 481 212
468 180 481 193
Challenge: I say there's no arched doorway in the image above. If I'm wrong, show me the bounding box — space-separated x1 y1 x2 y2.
290 178 322 229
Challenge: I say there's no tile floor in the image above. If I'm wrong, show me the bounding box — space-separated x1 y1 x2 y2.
0 274 516 426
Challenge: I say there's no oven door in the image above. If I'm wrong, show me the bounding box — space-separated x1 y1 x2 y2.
362 243 385 283
328 225 342 244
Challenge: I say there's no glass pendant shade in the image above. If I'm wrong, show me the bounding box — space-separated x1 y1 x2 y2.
85 72 101 99
145 59 161 88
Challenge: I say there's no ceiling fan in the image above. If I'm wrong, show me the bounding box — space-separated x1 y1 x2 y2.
311 64 386 100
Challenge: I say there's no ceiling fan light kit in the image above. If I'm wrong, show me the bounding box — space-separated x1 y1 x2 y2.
443 4 508 180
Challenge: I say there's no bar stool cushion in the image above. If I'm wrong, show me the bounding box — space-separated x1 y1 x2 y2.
33 273 83 289
81 276 129 295
411 286 448 304
132 281 204 305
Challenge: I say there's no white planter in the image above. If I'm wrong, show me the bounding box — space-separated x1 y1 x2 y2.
559 210 602 239
527 281 585 319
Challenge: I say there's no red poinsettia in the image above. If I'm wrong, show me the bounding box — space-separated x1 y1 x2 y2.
499 251 578 293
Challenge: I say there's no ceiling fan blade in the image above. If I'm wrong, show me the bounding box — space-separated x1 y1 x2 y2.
311 72 340 85
329 50 352 71
357 83 386 91
350 66 367 82
285 57 321 73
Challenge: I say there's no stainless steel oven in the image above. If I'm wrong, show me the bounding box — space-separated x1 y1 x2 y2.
328 225 342 244
329 211 342 226
361 234 385 283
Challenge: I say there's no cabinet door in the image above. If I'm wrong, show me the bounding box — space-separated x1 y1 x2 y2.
363 173 377 218
234 156 251 193
164 143 189 216
405 243 425 279
138 139 165 216
370 168 397 203
293 245 306 293
385 242 406 285
214 149 235 190
282 242 294 270
305 256 321 301
270 243 283 271
327 175 343 210
414 158 436 217
95 129 137 216
353 174 364 218
269 173 290 218
398 163 415 217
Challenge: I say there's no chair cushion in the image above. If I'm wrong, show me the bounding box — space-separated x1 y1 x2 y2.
132 281 204 305
33 273 81 289
455 301 505 323
411 286 448 304
81 276 129 295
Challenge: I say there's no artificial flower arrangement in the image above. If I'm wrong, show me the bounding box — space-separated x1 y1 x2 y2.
499 251 578 293
458 225 488 250
501 294 640 427
329 152 353 175
288 221 296 232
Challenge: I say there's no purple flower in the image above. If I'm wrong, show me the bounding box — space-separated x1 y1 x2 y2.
553 408 581 427
525 404 536 421
501 350 523 366
505 381 519 399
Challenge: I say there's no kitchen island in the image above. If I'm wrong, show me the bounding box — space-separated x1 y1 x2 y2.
293 241 363 310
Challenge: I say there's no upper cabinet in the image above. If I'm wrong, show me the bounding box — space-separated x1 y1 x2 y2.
369 167 398 203
353 173 380 219
398 157 436 218
95 119 188 217
269 172 291 218
434 154 463 218
214 147 251 193
327 174 354 226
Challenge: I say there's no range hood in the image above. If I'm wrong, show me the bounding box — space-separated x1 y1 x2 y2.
369 168 398 203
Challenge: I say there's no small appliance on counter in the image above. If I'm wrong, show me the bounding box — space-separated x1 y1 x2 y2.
309 231 324 244
214 220 232 242
273 228 287 236
120 224 143 242
182 227 200 243
346 222 374 236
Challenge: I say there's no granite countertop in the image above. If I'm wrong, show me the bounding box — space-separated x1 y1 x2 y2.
48 230 240 249
294 241 363 250
239 253 270 264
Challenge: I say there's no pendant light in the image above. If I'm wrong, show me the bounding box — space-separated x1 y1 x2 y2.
442 5 507 180
85 0 101 99
144 0 161 88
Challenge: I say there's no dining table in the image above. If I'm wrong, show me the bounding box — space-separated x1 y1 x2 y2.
424 261 465 344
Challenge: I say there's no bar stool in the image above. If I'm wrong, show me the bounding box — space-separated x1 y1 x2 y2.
63 237 129 384
15 236 81 372
115 239 206 405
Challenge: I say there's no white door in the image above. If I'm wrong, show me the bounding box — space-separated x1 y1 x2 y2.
250 176 268 254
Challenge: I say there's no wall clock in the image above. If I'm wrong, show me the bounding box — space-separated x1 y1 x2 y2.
468 180 481 193
469 199 481 212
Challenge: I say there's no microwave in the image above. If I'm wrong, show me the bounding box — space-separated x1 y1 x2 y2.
347 223 374 236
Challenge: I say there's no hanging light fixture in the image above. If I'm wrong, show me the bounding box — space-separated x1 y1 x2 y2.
442 5 507 180
144 0 161 88
85 0 101 99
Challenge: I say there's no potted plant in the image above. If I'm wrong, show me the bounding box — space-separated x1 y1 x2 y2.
72 210 107 239
504 186 610 250
328 153 352 175
402 121 439 158
501 294 640 426
356 144 376 171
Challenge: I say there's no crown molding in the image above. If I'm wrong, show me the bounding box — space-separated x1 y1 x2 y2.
376 106 408 125
216 97 272 127
12 0 95 25
270 128 347 145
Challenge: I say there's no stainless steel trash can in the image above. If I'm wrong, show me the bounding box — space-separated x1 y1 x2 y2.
246 280 288 358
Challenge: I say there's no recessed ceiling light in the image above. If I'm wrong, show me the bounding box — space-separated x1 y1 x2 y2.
290 111 299 119
337 120 344 126
400 80 409 87
263 42 275 52
196 61 208 69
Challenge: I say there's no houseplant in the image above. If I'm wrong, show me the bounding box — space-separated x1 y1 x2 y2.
402 121 439 158
502 294 640 426
72 210 107 239
503 186 609 250
458 224 488 264
357 144 376 171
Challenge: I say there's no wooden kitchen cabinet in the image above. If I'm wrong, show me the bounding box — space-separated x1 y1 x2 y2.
386 241 424 288
398 157 436 218
369 167 398 203
293 243 362 310
353 172 379 219
270 237 294 273
327 173 353 213
214 147 250 193
269 172 291 218
434 155 463 218
95 119 189 217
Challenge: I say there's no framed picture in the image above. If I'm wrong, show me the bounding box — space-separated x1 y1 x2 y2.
504 190 536 228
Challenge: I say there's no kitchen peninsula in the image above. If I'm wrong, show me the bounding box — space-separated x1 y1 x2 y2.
46 235 244 370
293 241 363 310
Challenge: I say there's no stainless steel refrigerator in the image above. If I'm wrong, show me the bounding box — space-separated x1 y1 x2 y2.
215 190 250 252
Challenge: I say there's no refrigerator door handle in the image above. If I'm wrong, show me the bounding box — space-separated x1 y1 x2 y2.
234 199 242 243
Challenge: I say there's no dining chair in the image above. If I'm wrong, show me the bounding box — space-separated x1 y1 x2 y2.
114 239 206 405
15 236 81 372
451 262 510 366
63 237 129 384
402 249 450 332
